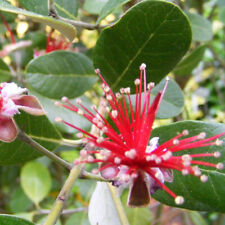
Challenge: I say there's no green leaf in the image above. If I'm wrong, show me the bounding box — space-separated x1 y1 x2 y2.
0 0 76 41
26 51 98 99
30 89 92 134
18 0 78 19
9 187 32 213
93 0 191 92
219 7 225 25
121 190 152 225
83 0 108 15
21 161 51 204
129 78 184 119
0 112 61 165
173 45 206 76
66 213 90 225
152 78 184 118
0 215 34 225
217 0 225 6
0 58 11 82
97 0 131 23
189 211 208 225
186 12 212 42
152 121 225 212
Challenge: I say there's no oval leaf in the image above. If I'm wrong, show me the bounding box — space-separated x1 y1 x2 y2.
26 51 98 99
0 0 76 41
21 161 51 204
173 45 206 76
94 0 191 92
0 112 61 165
30 89 92 134
0 215 34 225
151 121 225 212
186 12 212 42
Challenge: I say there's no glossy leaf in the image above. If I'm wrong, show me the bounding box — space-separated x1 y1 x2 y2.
0 215 34 225
21 161 51 204
0 112 61 165
152 121 225 212
30 89 92 134
26 51 98 99
94 0 191 92
89 182 123 225
97 0 131 23
0 0 76 41
186 12 212 42
83 0 108 15
18 0 78 19
173 45 206 76
129 78 184 119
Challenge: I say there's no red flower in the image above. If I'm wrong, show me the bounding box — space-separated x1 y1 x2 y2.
0 82 45 142
34 32 75 58
56 64 224 207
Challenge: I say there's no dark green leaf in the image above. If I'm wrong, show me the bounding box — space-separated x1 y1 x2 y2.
26 51 98 99
30 89 92 134
83 0 108 15
152 121 225 212
173 45 206 76
186 12 212 42
0 215 34 225
0 112 61 165
21 161 51 204
94 0 191 92
97 0 131 23
0 0 76 41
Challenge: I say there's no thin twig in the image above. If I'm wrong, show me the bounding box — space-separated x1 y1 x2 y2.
38 207 88 215
17 129 72 170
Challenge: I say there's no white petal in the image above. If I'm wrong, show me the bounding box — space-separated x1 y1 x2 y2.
1 82 27 99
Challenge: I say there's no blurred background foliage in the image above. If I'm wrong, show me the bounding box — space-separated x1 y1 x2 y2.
0 0 225 225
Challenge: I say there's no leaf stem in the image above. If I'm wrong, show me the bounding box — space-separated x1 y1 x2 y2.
56 16 111 30
107 184 130 225
17 129 72 170
43 164 83 225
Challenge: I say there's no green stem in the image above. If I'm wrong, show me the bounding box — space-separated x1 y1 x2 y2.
17 130 72 170
107 184 130 225
80 171 112 182
43 164 83 225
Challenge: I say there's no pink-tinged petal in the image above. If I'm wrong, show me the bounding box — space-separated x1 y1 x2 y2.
0 116 18 142
13 95 45 116
100 164 119 179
